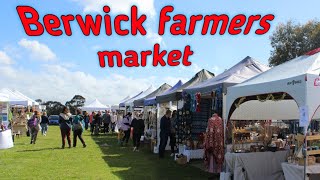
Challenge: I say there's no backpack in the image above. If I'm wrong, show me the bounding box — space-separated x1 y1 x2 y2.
72 115 83 131
28 117 37 128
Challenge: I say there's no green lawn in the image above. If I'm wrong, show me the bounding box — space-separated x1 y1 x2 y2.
0 126 212 180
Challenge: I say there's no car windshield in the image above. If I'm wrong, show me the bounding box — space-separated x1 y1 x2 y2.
49 115 59 120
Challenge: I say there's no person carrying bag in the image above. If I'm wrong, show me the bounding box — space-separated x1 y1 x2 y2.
72 109 86 148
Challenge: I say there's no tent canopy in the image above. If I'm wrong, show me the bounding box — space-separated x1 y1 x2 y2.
184 56 270 95
156 69 215 103
0 88 29 106
12 90 39 106
124 86 154 107
144 80 183 106
82 99 110 112
119 92 143 107
119 96 131 104
0 93 9 102
133 83 172 107
226 49 320 125
119 86 154 107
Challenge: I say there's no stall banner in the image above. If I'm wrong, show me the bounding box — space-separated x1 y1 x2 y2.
299 106 309 127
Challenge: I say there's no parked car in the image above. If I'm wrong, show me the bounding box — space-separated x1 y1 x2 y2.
49 115 59 125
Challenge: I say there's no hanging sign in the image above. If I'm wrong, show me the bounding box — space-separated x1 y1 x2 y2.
314 77 320 86
299 106 309 127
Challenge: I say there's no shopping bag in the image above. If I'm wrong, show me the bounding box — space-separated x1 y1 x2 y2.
220 172 231 180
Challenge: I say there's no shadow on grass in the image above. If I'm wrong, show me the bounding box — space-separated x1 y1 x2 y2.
17 147 61 152
91 134 214 180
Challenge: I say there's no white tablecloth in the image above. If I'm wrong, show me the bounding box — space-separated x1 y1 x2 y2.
225 151 289 180
183 149 204 162
0 130 14 149
282 163 320 180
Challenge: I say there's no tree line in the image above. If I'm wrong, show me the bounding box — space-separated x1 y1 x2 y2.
36 95 85 116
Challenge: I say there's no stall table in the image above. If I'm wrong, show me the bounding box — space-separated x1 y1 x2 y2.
183 149 204 162
0 129 14 149
282 162 320 180
225 151 289 180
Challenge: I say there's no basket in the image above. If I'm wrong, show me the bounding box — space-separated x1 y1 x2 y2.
298 156 316 166
176 155 188 165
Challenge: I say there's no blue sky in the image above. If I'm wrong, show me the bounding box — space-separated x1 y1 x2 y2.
0 0 319 105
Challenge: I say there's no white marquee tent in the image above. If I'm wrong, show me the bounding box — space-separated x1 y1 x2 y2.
12 90 39 106
226 48 320 127
0 88 28 106
225 48 320 180
124 86 154 107
82 99 110 112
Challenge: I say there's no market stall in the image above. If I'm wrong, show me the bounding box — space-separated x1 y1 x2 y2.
0 93 14 150
225 49 320 180
138 81 182 152
179 57 269 162
156 69 215 154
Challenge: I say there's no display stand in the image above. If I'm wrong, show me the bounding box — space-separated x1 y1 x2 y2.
0 129 14 149
0 93 9 128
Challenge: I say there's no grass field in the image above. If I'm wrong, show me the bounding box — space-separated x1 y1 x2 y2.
0 126 213 180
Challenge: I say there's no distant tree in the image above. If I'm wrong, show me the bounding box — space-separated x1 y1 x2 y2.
42 101 64 115
269 20 320 66
65 95 86 114
35 99 43 104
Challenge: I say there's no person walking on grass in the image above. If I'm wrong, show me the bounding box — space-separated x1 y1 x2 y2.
59 107 72 149
131 113 145 152
72 109 86 148
159 109 172 158
102 110 111 134
27 111 41 144
121 112 132 146
40 112 49 136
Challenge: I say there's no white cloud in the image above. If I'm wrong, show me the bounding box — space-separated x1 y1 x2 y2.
74 0 156 17
0 63 158 105
212 65 221 74
146 29 166 47
0 51 14 65
18 38 56 61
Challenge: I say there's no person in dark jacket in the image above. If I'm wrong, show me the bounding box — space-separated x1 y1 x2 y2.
90 112 96 135
170 110 177 156
72 109 86 148
159 109 172 158
40 112 49 136
84 112 89 130
121 112 132 146
59 107 72 149
131 113 145 152
102 110 111 133
94 111 102 135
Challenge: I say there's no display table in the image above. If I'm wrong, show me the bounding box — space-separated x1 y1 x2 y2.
183 149 204 162
282 163 320 180
225 151 289 180
0 130 14 149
